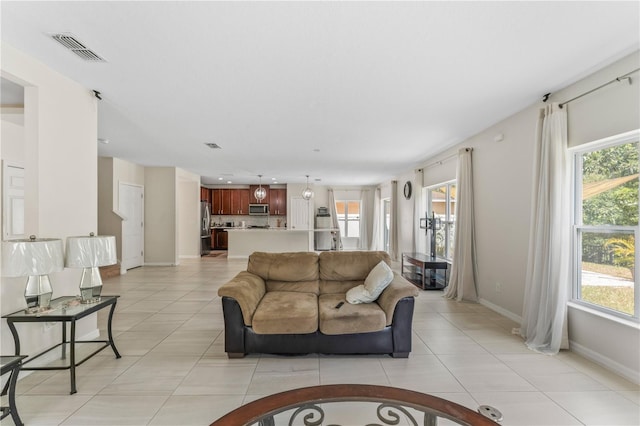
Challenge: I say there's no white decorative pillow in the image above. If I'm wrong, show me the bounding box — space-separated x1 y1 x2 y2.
346 285 370 304
346 261 394 304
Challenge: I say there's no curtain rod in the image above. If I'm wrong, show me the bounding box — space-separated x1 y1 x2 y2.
546 67 639 109
423 152 457 168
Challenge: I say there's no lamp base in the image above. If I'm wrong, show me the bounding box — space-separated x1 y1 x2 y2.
79 267 103 303
24 275 53 310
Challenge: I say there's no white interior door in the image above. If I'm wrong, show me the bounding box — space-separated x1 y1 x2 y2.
2 162 25 240
289 197 310 230
119 183 144 270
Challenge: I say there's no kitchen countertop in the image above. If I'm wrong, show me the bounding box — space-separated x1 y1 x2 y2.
211 226 290 231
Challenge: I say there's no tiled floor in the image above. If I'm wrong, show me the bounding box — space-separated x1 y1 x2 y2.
4 256 639 425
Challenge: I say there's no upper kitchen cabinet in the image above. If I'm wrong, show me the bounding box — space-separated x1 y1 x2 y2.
269 188 287 216
200 187 211 203
212 189 232 215
231 189 250 215
249 185 270 205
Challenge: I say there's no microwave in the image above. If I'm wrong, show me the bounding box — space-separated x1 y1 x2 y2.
249 204 269 215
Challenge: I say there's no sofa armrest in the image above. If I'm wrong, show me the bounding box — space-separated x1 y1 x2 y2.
217 271 266 326
377 273 419 325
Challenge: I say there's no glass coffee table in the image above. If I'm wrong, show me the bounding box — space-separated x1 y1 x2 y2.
211 384 501 425
2 295 121 395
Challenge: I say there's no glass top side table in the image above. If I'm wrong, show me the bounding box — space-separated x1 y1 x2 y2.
1 355 27 426
2 295 121 394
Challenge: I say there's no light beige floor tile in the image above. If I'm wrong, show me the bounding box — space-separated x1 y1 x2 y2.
12 394 92 425
122 354 200 378
174 364 256 395
60 395 168 425
454 371 537 393
546 390 640 425
471 391 581 425
24 372 115 395
319 357 390 385
99 375 184 396
149 395 244 425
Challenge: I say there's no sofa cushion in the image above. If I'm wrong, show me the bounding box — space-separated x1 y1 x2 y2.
248 252 319 286
252 291 318 334
319 251 390 292
266 279 320 295
318 294 386 335
320 279 363 295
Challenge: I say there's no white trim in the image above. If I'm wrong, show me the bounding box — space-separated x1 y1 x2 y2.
479 298 523 324
568 128 639 154
143 262 178 266
569 340 639 385
568 301 640 330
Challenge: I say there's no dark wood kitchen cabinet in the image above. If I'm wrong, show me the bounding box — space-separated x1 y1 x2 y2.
249 185 270 205
269 188 287 216
231 189 250 215
212 229 228 250
200 187 211 203
212 189 232 215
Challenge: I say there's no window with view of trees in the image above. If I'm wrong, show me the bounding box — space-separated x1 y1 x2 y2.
573 134 638 320
426 181 456 260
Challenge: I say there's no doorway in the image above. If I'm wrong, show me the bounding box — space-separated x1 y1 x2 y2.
119 182 144 271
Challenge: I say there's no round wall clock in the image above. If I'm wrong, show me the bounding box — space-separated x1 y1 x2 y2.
403 181 412 200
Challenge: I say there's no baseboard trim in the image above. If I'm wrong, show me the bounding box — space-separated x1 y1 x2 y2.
143 262 177 266
569 340 640 385
179 255 200 259
479 298 522 325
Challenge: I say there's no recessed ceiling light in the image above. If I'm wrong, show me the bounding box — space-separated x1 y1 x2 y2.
313 148 320 152
314 178 322 182
218 177 223 180
271 177 276 181
273 181 278 184
98 138 109 144
226 181 232 184
205 142 222 149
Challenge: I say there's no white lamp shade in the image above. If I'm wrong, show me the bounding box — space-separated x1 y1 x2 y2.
65 235 117 268
2 238 64 277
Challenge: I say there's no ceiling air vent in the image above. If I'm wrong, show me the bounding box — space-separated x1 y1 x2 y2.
205 143 222 149
50 33 106 62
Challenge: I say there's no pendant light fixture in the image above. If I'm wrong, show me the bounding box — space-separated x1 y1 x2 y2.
302 175 314 200
254 174 267 202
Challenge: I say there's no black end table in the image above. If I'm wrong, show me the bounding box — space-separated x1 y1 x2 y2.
1 355 26 426
402 252 450 290
2 295 121 394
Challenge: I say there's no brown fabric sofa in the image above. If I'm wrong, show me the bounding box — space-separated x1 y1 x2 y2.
218 251 419 358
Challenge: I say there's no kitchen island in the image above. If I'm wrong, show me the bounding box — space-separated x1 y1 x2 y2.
227 228 314 259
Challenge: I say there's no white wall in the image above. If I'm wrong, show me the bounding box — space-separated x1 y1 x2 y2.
177 168 200 258
144 167 177 265
1 42 98 355
392 50 640 382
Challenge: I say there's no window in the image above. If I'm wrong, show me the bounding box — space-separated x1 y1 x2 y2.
335 200 361 238
383 198 391 253
426 181 456 260
573 132 638 320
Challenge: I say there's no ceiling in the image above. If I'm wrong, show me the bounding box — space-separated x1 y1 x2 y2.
1 2 639 186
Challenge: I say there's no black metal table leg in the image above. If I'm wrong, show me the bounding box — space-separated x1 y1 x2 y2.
7 360 24 426
107 301 121 358
70 320 77 395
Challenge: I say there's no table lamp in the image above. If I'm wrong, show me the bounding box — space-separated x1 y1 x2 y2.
2 236 64 311
65 233 116 303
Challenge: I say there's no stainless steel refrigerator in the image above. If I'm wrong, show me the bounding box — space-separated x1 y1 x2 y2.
200 201 211 255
